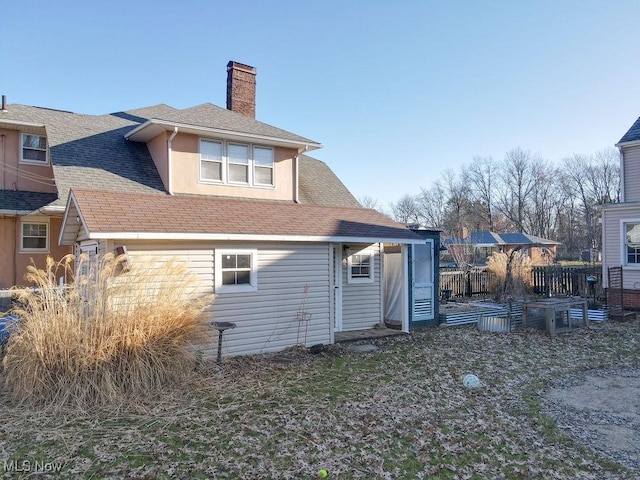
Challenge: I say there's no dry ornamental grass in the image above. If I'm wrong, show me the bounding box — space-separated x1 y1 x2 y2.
2 254 213 408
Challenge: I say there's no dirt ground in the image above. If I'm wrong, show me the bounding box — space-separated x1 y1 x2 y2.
543 368 640 473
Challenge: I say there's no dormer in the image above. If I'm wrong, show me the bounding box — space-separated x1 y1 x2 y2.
0 109 56 194
124 62 322 202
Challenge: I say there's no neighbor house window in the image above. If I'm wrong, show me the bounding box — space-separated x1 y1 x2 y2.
200 139 224 182
625 222 640 265
21 134 48 164
215 249 258 293
348 251 374 284
253 146 274 186
199 139 275 187
21 222 48 251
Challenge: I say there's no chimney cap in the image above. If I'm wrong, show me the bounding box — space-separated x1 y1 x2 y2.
227 61 256 74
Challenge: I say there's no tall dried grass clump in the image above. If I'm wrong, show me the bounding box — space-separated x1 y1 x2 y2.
487 250 532 301
3 254 214 408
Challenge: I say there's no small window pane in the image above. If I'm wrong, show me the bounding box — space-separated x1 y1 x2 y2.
236 271 251 284
236 255 251 268
228 144 249 164
254 147 274 166
201 161 222 181
255 166 273 185
23 237 46 249
222 271 236 285
229 163 248 183
23 134 46 149
222 254 237 269
23 149 47 162
626 223 640 246
201 140 222 160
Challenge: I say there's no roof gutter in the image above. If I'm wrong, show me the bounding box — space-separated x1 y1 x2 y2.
125 119 322 151
86 231 427 244
167 127 178 195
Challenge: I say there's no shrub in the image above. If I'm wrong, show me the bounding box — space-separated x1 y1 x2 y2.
487 250 532 301
3 254 214 408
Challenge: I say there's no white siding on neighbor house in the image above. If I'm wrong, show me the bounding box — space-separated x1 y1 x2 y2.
623 146 640 202
212 242 331 357
341 243 382 331
601 205 640 289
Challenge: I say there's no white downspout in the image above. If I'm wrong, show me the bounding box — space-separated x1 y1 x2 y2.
294 155 300 203
294 145 309 204
618 146 625 201
167 127 178 195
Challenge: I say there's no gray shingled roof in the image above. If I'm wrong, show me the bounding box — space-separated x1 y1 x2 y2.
0 190 58 212
499 233 561 246
0 104 166 207
618 116 640 145
152 103 319 145
298 155 360 207
0 103 330 209
444 230 560 246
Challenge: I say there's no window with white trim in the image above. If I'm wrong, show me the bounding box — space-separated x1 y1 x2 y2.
253 146 274 186
21 134 48 164
199 139 274 187
21 222 48 251
228 143 250 184
625 222 640 265
200 139 224 182
348 251 374 284
215 249 258 293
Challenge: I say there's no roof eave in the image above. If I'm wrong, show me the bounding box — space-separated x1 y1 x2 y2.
125 119 323 152
615 139 640 148
87 231 424 244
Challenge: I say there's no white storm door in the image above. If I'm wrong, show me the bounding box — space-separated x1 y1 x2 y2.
412 240 434 321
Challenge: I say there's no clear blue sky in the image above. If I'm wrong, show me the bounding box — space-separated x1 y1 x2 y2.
3 1 640 210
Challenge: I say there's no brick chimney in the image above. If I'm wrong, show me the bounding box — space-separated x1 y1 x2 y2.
226 61 257 118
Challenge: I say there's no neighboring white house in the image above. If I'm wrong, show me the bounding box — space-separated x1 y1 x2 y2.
601 116 640 309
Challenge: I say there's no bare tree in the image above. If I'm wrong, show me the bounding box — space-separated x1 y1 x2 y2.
416 182 448 229
463 156 498 231
494 148 544 233
359 195 379 209
390 194 420 224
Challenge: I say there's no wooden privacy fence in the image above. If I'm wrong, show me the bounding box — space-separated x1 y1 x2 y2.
439 265 603 299
440 270 496 298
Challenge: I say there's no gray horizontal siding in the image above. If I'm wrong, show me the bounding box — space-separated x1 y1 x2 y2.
601 207 640 289
212 243 331 357
341 243 382 331
623 146 640 202
115 241 332 358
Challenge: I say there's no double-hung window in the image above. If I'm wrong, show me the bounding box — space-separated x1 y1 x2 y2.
199 139 274 187
215 249 258 293
21 222 48 252
625 222 640 265
348 250 374 284
253 146 274 186
228 143 249 184
21 134 48 164
200 140 224 182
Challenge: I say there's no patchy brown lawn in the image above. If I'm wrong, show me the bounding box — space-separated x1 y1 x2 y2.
1 320 640 479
